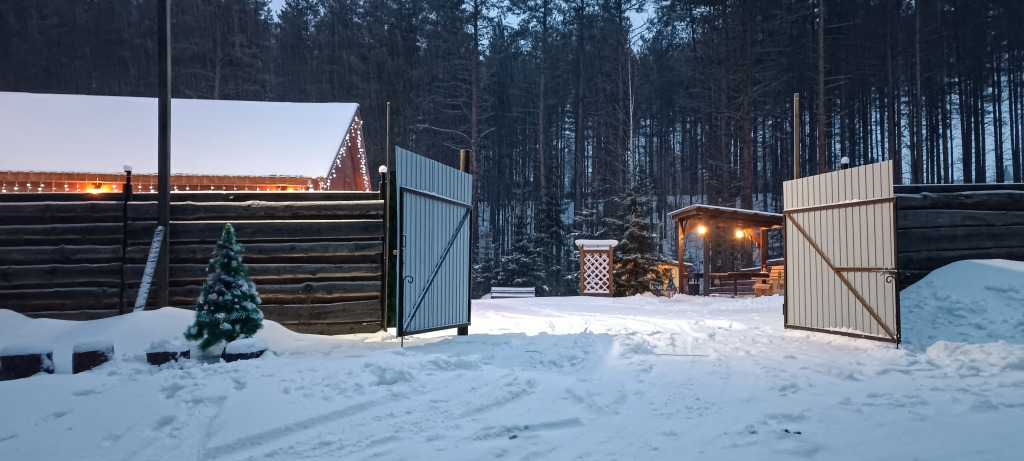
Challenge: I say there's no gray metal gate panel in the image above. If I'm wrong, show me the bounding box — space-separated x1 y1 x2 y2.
783 161 900 343
395 148 472 336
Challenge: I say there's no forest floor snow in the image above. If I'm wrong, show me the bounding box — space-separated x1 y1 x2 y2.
1 260 1023 460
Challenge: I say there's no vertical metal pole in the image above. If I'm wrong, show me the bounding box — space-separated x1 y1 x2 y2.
379 169 389 332
457 149 470 336
793 93 801 180
120 170 132 314
156 0 171 308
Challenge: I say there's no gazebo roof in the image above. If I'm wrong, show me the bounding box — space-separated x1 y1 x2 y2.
668 204 783 229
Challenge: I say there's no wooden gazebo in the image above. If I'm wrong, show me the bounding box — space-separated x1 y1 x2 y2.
669 205 783 296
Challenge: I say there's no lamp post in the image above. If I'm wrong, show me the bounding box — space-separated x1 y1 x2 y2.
379 165 390 333
120 164 133 313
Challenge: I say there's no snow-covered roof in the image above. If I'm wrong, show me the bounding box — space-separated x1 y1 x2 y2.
668 204 783 228
575 239 618 249
0 92 359 177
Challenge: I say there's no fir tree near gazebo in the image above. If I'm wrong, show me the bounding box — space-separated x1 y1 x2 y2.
184 223 264 353
614 179 667 296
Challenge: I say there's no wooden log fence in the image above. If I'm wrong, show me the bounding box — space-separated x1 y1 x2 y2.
895 185 1024 289
0 191 385 334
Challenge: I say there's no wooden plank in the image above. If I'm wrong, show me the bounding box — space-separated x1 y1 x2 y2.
0 264 122 288
0 201 125 225
126 201 383 221
898 247 1024 270
897 209 1024 229
896 191 1024 211
132 263 381 283
0 287 121 312
21 310 120 321
127 220 382 242
0 223 123 246
0 191 380 203
260 300 380 323
898 226 1024 252
0 245 123 266
0 192 124 203
130 241 382 264
168 282 381 306
894 183 1024 194
279 321 383 335
0 241 381 267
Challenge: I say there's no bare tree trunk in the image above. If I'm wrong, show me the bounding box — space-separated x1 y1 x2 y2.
994 46 1005 183
913 4 923 184
887 0 902 184
817 0 826 175
573 0 586 220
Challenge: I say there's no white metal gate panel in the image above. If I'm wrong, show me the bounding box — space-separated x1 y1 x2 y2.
783 161 900 343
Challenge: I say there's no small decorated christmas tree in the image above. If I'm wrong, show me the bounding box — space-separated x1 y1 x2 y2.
184 223 264 352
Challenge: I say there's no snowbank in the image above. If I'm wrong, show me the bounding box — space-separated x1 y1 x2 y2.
900 259 1024 348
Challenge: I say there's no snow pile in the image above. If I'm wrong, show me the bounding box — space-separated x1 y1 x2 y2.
224 337 268 355
900 259 1024 348
72 340 113 354
145 338 189 353
0 342 51 356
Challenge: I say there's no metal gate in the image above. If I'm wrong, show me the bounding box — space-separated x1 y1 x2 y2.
782 160 900 343
394 147 472 337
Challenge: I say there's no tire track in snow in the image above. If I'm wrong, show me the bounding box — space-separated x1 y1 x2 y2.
201 396 389 460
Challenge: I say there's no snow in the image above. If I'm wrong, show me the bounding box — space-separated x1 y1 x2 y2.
0 92 358 178
224 337 268 355
145 338 189 354
0 342 51 356
574 239 618 249
900 259 1024 349
71 340 113 354
1 260 1023 460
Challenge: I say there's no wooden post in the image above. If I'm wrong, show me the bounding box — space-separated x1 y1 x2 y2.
578 249 586 295
760 228 768 272
607 246 615 296
793 93 800 180
702 219 712 296
676 219 686 293
155 0 171 308
458 149 470 336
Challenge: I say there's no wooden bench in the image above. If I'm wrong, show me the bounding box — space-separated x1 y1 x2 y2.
753 266 785 297
490 287 536 299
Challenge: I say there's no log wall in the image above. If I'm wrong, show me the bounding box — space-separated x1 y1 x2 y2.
0 191 384 334
895 184 1024 289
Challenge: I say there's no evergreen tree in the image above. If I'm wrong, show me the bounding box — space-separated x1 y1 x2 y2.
496 188 543 290
472 228 498 298
185 224 264 352
614 178 665 296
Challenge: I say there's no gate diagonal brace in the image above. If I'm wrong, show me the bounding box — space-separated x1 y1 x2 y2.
785 214 897 341
403 207 471 333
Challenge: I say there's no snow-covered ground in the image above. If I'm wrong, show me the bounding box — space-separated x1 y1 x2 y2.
2 261 1023 460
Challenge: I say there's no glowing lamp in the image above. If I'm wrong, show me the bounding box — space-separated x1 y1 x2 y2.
735 230 744 239
697 225 708 235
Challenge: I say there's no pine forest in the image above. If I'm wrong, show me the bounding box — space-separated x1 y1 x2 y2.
3 0 1022 295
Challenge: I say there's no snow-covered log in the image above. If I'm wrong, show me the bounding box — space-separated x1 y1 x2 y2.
71 340 114 374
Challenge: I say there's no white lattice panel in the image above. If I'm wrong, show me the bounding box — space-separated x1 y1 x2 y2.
582 252 611 294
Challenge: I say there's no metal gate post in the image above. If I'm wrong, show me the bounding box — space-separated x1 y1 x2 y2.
379 165 389 332
457 149 471 336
